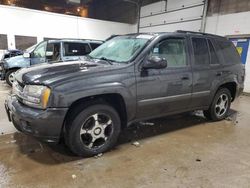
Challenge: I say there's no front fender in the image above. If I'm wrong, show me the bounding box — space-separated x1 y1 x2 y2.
51 81 136 121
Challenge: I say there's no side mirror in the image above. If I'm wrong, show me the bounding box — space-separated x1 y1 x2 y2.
23 52 30 58
142 56 168 70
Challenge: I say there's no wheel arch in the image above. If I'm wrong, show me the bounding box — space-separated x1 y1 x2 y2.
215 81 237 102
63 93 128 135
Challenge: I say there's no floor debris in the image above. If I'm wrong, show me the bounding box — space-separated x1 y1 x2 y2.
94 153 103 158
132 141 140 147
72 174 77 179
139 122 155 126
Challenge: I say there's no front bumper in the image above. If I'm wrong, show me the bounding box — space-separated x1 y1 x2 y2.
5 95 68 143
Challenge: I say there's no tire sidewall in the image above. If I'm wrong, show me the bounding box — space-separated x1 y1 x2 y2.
67 104 121 157
6 69 18 86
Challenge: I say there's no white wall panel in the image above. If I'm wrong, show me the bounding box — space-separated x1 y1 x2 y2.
0 5 135 50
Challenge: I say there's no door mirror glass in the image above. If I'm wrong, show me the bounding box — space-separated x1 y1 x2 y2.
23 52 30 58
143 56 168 69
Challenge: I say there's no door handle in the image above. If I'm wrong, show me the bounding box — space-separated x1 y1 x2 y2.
216 72 222 76
181 76 189 80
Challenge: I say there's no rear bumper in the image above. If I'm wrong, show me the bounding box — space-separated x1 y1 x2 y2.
5 95 68 143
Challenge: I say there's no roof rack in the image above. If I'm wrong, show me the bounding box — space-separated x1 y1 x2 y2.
175 30 224 38
46 38 103 42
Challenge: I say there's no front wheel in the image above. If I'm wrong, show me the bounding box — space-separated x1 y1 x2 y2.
65 104 121 157
203 88 231 121
6 69 18 86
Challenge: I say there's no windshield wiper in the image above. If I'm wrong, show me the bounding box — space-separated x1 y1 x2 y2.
99 57 114 65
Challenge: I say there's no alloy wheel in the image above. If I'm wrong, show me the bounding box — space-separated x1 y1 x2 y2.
80 113 113 149
215 93 229 117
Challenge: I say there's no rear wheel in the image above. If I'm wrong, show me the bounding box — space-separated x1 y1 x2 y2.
6 69 18 86
203 88 231 121
65 104 121 157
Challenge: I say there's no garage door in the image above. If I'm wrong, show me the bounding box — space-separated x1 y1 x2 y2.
139 0 207 33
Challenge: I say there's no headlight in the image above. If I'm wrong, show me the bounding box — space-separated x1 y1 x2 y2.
21 85 51 109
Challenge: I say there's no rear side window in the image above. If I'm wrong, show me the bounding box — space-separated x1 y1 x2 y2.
192 38 210 66
90 43 102 50
208 40 220 64
217 40 241 64
63 42 91 56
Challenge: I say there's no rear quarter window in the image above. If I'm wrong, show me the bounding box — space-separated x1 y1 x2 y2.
216 40 241 64
63 42 91 56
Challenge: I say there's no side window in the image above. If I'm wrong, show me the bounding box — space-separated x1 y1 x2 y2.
192 38 210 66
208 39 220 64
46 43 61 62
216 40 241 64
33 42 47 58
63 42 91 56
150 38 187 67
90 43 102 50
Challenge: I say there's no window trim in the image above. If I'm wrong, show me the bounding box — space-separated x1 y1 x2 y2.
31 41 47 58
147 36 189 69
190 36 210 67
207 38 221 66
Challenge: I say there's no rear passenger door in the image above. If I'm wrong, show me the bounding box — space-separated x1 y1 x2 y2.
190 37 214 108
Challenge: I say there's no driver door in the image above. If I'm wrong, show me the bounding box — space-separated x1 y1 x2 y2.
30 41 47 65
136 37 192 119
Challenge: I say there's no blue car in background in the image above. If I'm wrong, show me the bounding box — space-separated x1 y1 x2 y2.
1 39 103 86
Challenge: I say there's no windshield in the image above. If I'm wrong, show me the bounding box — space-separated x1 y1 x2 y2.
89 35 152 63
25 44 38 53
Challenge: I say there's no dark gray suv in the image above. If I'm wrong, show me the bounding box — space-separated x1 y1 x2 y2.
5 31 245 157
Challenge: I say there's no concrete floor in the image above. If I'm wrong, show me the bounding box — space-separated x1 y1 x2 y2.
0 81 250 188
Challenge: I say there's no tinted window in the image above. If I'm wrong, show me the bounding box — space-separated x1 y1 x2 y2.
15 35 37 50
4 54 10 59
208 40 220 64
150 38 187 67
0 34 8 50
46 43 61 62
217 40 241 64
192 38 210 66
90 43 102 50
64 42 91 56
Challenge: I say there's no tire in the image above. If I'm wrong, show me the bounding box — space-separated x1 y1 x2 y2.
6 69 18 86
203 88 231 121
65 104 121 157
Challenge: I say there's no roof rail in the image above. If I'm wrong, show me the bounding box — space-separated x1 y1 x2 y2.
46 38 103 42
175 30 223 38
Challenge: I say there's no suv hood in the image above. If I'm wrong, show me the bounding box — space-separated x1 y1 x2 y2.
4 55 29 67
15 60 112 86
